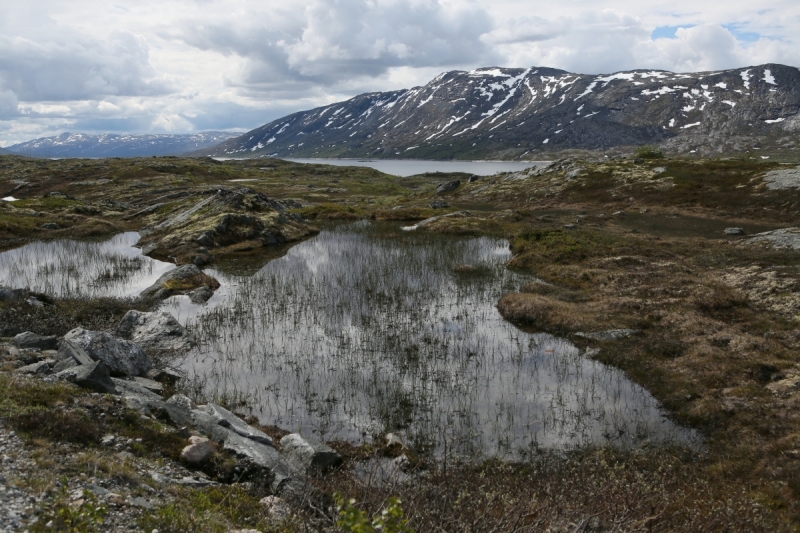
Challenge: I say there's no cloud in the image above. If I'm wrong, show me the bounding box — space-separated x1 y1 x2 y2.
0 31 174 102
0 0 799 146
169 0 494 93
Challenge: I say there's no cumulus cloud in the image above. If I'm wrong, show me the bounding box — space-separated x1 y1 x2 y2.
169 0 494 92
0 0 799 145
0 32 174 102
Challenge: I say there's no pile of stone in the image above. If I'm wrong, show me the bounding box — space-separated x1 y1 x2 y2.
8 310 342 500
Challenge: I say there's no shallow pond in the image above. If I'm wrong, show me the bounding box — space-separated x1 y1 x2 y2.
0 224 697 459
0 232 174 298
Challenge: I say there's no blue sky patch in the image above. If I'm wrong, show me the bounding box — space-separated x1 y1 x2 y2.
651 25 693 39
723 24 761 43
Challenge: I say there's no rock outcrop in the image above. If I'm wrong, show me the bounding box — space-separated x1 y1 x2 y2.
137 187 318 266
62 328 151 377
116 310 195 353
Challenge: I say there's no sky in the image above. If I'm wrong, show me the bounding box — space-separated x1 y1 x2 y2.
0 0 798 146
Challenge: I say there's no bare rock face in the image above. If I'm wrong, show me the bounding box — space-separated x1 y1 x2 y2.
62 328 151 377
137 187 317 266
116 310 195 353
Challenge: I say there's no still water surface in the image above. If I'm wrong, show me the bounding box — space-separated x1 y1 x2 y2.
281 158 543 177
0 224 696 458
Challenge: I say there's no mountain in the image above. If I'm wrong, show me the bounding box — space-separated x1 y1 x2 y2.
7 132 241 158
199 64 800 159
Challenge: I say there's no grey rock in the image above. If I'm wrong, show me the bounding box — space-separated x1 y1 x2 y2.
116 310 195 353
223 431 299 494
166 394 195 410
13 331 58 350
56 361 117 394
15 361 51 375
132 376 164 394
112 378 164 402
191 409 235 444
430 199 450 209
280 433 342 474
746 228 800 250
435 180 461 194
26 297 44 307
0 288 25 302
467 175 481 183
203 403 273 446
188 286 213 304
63 328 151 377
139 264 202 299
147 367 184 384
40 223 59 230
724 227 745 235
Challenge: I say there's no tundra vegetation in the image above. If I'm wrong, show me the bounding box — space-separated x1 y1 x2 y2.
1 152 800 531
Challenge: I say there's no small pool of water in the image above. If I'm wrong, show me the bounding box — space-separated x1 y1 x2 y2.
0 225 698 459
281 158 544 177
0 232 174 298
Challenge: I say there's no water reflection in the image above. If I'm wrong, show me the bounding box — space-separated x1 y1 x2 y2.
165 222 697 458
0 225 697 458
0 232 174 298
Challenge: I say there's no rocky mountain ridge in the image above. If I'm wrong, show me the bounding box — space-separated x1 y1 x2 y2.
7 131 241 158
199 63 800 159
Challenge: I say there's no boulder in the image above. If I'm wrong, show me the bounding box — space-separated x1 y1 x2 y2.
116 310 195 353
132 376 164 394
203 403 273 446
180 436 217 464
147 368 184 384
430 199 450 209
15 361 51 375
725 227 745 236
56 361 117 394
188 286 213 304
435 180 461 194
139 264 219 300
191 409 235 443
223 431 299 494
166 394 195 411
13 332 58 350
280 433 342 474
63 328 151 377
52 340 94 373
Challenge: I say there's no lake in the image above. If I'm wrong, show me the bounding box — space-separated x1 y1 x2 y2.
0 225 697 459
280 158 545 177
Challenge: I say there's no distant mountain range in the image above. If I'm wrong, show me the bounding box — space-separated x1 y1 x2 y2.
7 132 241 158
196 63 800 159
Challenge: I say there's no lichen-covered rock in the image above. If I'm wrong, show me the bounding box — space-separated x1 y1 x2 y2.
137 187 317 266
63 328 151 377
116 310 195 353
139 264 220 301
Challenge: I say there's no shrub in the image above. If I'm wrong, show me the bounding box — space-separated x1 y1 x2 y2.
633 145 664 159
